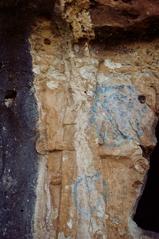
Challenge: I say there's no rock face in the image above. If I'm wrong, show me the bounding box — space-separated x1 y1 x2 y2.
30 19 159 239
60 0 159 39
90 0 159 28
0 2 159 239
0 9 38 239
134 121 159 234
1 0 159 40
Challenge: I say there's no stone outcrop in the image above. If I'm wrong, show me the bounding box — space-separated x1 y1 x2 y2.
1 0 159 40
30 18 159 239
0 1 159 239
90 0 159 28
60 0 159 39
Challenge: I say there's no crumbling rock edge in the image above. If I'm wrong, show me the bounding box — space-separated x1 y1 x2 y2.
1 0 159 41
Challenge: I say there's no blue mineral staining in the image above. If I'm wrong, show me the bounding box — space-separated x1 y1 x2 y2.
72 172 103 220
89 84 149 147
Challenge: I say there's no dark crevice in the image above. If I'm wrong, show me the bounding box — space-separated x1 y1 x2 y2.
138 95 146 104
5 90 17 100
122 0 133 3
140 145 153 161
90 0 97 8
44 38 51 45
134 120 159 233
91 17 159 46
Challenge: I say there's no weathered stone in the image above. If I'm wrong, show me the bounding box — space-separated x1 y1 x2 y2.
90 0 159 27
1 1 159 40
29 17 159 239
59 0 159 40
1 2 159 239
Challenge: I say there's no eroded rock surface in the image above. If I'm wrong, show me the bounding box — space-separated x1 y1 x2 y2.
0 2 159 239
61 0 159 39
90 0 159 27
1 0 159 40
30 18 159 239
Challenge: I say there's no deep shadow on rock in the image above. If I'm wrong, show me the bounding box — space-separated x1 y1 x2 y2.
134 121 159 233
0 8 38 239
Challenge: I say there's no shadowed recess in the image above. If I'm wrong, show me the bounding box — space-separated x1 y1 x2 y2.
134 121 159 233
0 7 39 239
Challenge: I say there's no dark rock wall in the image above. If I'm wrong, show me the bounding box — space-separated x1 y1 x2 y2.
134 121 159 233
0 9 38 239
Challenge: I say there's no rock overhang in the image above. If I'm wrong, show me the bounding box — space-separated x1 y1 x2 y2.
1 0 159 41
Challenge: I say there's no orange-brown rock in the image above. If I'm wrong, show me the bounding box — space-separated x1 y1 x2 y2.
90 0 159 28
1 0 159 40
59 0 159 40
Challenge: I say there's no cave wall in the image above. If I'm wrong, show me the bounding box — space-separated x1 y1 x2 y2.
0 9 38 239
30 19 159 239
0 1 159 239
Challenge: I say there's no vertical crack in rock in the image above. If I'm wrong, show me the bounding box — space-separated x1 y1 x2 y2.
0 8 38 239
134 120 159 234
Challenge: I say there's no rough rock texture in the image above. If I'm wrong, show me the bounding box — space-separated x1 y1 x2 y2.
0 9 38 239
60 0 159 40
30 18 159 239
59 0 94 40
1 2 159 239
2 0 159 40
90 0 159 28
